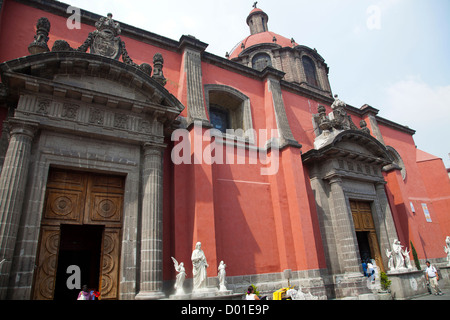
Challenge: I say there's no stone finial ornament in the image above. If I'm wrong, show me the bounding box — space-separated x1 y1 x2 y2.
359 119 371 135
28 17 51 54
152 53 166 86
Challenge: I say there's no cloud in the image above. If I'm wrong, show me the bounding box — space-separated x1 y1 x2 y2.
383 76 450 166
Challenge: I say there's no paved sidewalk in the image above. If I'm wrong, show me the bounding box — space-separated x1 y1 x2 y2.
410 288 450 300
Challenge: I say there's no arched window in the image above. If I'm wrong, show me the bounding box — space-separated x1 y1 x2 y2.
302 56 319 87
204 84 255 142
209 105 230 133
252 53 272 71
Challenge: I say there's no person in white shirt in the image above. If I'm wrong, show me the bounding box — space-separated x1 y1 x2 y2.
425 261 443 295
245 285 260 300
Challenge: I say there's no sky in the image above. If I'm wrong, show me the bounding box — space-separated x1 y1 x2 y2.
66 0 450 168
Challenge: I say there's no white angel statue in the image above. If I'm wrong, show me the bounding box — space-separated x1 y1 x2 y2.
444 236 450 266
386 248 394 271
402 247 412 269
171 257 186 295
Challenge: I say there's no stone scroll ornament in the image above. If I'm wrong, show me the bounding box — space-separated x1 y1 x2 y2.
28 14 166 84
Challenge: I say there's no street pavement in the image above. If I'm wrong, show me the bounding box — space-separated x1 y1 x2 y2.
410 287 450 300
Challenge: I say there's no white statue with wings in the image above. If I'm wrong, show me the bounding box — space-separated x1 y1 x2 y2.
171 257 186 295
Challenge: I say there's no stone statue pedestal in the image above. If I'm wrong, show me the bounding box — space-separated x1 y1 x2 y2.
386 269 427 300
169 293 192 300
135 291 166 300
217 289 233 296
191 287 219 299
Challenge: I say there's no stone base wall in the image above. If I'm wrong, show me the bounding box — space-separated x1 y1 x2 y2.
436 265 450 288
163 269 329 300
387 269 428 300
162 269 378 300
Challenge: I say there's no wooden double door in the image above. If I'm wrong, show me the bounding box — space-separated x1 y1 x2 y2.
350 201 385 273
33 168 124 300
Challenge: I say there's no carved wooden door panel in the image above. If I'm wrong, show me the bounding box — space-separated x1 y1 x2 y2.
368 230 384 273
84 173 124 227
350 200 385 273
32 226 60 300
99 228 121 300
33 168 124 300
42 169 87 225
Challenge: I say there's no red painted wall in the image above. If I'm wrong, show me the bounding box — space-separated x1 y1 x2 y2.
417 158 450 258
380 122 449 260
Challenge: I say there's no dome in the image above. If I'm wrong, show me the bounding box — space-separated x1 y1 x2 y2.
228 6 298 60
229 31 298 60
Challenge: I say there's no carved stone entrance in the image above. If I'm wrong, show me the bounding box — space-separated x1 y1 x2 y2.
32 168 124 300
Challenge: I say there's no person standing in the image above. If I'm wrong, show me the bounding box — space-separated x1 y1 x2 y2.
425 261 443 296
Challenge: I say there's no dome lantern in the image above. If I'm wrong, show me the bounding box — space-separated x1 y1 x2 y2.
246 3 269 35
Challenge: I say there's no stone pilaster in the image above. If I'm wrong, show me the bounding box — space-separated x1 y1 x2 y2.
0 119 38 299
135 143 166 300
179 36 209 127
375 182 399 248
328 176 361 274
360 105 385 145
266 76 301 149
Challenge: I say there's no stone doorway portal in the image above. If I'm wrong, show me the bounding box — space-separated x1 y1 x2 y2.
32 168 124 300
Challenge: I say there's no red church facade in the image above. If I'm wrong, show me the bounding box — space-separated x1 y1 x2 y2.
0 0 449 300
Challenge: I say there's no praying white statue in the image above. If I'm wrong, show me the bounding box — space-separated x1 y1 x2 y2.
386 248 394 271
444 236 450 266
402 247 412 269
393 239 405 270
191 242 209 292
171 257 186 295
218 261 227 291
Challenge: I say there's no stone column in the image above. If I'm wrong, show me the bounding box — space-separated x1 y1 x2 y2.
135 143 166 300
0 119 38 299
328 176 361 274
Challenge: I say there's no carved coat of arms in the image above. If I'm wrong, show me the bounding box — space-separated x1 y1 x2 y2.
90 13 122 60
